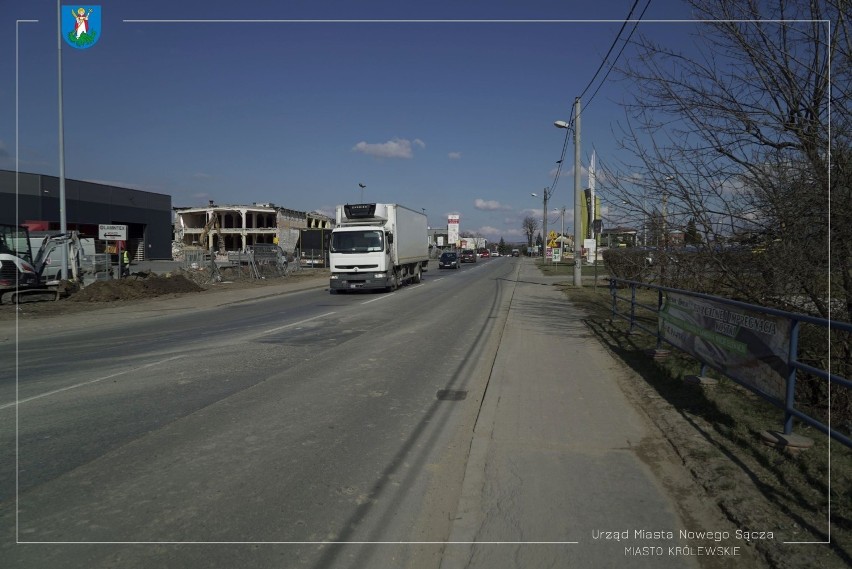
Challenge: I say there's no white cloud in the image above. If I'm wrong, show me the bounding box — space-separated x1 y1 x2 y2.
549 164 588 180
448 152 461 160
476 225 501 235
352 138 423 159
474 198 510 211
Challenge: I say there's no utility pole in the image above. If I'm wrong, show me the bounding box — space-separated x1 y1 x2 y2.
573 97 582 287
542 188 549 260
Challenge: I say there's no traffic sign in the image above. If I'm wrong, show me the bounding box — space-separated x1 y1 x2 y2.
99 224 127 241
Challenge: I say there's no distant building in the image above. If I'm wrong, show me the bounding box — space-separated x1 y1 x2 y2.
0 170 172 259
601 226 639 248
428 228 450 249
172 202 333 260
460 236 487 250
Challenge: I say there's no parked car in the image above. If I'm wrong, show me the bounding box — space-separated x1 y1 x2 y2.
511 249 520 257
460 249 477 263
438 251 459 269
479 249 490 258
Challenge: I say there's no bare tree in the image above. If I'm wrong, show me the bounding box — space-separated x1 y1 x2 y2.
600 0 851 435
601 0 849 321
522 215 539 248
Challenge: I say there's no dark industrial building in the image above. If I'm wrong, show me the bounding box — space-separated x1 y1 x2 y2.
0 170 172 260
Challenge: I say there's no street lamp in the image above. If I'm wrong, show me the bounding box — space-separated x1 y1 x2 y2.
555 97 583 286
358 183 366 202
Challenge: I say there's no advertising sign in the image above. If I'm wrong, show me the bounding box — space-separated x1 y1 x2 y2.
659 293 791 400
448 214 460 247
583 238 597 264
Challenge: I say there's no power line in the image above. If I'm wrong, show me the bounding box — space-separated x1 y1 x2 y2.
578 0 641 101
584 0 651 110
548 0 651 196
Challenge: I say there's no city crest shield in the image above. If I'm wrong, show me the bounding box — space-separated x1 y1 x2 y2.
62 5 101 49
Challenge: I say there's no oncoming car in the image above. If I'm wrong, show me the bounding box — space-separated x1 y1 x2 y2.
438 251 459 269
460 249 477 263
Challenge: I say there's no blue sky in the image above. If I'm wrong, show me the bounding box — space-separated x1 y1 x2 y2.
3 0 697 241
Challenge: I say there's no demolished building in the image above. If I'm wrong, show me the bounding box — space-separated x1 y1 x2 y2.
173 202 333 260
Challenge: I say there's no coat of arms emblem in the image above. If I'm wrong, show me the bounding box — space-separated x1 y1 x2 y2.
62 6 101 49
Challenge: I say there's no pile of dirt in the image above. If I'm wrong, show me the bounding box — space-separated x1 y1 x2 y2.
68 274 204 302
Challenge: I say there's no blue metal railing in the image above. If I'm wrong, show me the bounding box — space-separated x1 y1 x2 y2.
609 278 852 448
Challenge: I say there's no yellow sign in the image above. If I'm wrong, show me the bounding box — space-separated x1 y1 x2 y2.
547 230 558 248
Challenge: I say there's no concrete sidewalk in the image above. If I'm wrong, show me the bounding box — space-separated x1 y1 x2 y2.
441 260 703 568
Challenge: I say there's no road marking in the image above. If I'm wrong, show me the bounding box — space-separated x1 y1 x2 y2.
258 312 336 336
361 294 394 304
2 355 186 410
259 312 336 335
359 282 428 304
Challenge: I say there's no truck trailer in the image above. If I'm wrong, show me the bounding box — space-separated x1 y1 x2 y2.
329 203 428 293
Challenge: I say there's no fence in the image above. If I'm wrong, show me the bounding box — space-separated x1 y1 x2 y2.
609 278 852 449
177 245 299 282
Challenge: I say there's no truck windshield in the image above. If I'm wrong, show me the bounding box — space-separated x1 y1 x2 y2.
330 230 384 253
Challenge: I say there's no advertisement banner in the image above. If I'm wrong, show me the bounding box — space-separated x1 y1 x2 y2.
659 293 790 400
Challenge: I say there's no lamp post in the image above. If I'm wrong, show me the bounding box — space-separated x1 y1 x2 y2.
358 183 366 202
57 0 68 280
555 96 583 286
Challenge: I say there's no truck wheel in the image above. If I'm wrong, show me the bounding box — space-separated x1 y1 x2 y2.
413 266 422 284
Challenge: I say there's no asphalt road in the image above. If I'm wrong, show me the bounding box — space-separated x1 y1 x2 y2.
0 258 517 568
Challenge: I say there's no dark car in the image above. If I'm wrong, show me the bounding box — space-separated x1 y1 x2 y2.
438 251 459 269
460 249 477 263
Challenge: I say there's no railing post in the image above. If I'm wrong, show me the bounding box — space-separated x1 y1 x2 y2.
629 284 637 334
656 288 664 350
784 320 800 435
610 279 617 321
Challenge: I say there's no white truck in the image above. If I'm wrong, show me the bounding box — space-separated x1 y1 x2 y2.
329 203 428 293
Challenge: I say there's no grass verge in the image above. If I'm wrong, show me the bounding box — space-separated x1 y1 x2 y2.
558 283 851 569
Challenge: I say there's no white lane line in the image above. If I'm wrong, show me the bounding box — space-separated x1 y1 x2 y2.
2 355 186 410
361 294 395 305
359 282 428 304
259 312 336 335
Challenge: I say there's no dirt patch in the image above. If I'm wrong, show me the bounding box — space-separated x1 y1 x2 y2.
0 268 328 323
68 274 204 302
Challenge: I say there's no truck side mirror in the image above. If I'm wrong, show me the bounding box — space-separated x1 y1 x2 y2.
387 233 393 244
